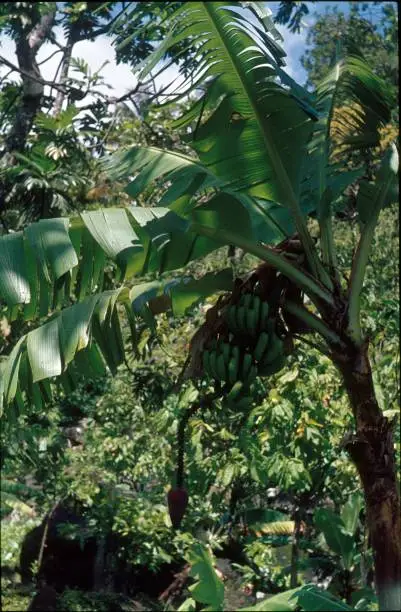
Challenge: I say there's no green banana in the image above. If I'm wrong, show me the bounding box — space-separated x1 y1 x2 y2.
263 332 284 366
243 293 252 308
258 353 286 377
253 332 270 362
226 380 243 402
216 354 227 381
245 364 258 386
246 305 258 336
241 352 252 380
228 355 239 384
236 305 246 331
202 350 211 377
222 342 231 364
231 345 240 364
209 350 219 379
260 301 269 330
226 305 238 333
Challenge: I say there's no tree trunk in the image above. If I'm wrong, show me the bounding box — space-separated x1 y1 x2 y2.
0 10 55 225
334 343 401 611
5 11 56 154
52 27 79 116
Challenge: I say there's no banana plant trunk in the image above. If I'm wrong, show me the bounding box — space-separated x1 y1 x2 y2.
333 342 401 611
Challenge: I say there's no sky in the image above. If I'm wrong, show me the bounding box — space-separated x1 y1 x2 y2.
0 2 396 109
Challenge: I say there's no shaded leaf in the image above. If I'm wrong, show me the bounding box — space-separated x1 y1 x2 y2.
187 543 224 612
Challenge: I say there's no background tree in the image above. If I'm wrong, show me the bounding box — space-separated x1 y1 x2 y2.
300 2 398 210
0 0 197 229
301 2 398 109
274 1 314 34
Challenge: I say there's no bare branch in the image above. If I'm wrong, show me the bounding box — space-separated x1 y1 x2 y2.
38 48 64 66
0 54 68 94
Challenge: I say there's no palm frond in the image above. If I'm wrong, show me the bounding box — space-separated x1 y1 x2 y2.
128 1 317 207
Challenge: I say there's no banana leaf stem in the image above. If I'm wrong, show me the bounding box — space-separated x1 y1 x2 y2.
283 300 344 346
292 333 332 358
191 223 335 307
319 211 340 285
347 187 392 347
292 206 334 291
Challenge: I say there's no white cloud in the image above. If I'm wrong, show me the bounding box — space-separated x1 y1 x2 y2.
275 21 309 82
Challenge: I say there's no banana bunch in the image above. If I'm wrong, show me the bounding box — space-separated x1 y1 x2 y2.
253 326 286 377
202 337 258 387
201 290 287 389
225 292 269 338
224 381 252 409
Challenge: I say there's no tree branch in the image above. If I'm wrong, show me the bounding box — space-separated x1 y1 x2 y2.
29 11 56 54
38 48 64 66
0 55 68 95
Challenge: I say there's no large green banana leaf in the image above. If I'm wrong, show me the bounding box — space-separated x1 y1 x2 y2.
242 584 353 611
106 2 391 237
0 194 294 411
0 266 233 414
299 44 391 220
0 2 395 411
0 184 301 319
117 1 317 207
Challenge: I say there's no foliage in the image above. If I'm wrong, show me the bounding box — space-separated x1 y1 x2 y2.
1 513 40 570
0 0 198 232
183 543 224 611
298 3 399 211
0 2 399 611
2 207 397 595
1 206 398 608
302 3 398 112
56 589 160 612
1 589 31 612
274 1 312 34
1 478 38 519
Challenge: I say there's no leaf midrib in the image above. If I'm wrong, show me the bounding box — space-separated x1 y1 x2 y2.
202 1 299 209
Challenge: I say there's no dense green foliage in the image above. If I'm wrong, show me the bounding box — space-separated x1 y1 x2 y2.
302 2 398 109
0 2 399 611
2 208 398 610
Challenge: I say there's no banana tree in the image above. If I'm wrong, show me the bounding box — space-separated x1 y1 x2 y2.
0 3 399 610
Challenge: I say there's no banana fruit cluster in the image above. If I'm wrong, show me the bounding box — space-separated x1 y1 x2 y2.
254 323 286 376
201 291 286 388
225 293 268 338
202 337 258 387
